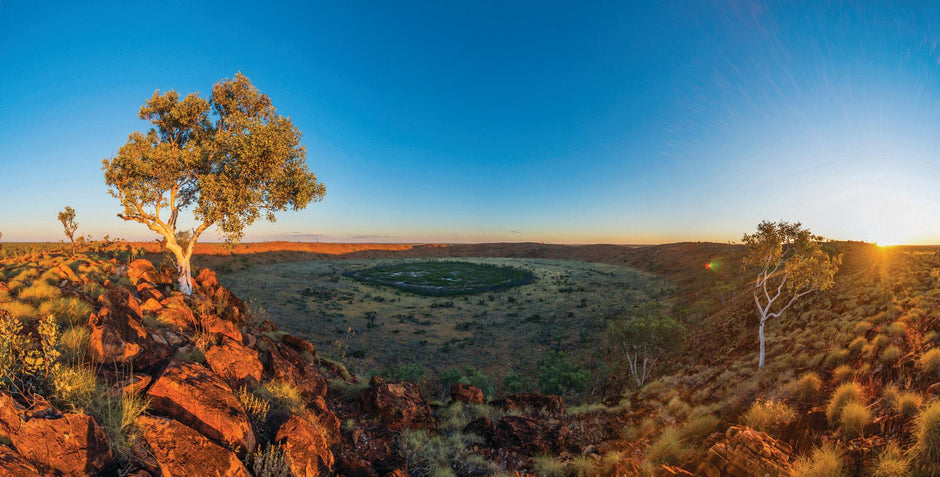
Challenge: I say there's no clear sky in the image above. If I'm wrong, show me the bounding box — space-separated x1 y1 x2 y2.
2 1 940 245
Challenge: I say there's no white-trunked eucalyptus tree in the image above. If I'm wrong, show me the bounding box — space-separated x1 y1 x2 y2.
103 73 325 295
742 221 841 369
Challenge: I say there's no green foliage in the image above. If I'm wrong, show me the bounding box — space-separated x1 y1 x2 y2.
532 455 568 477
742 220 841 369
384 363 427 383
606 300 684 387
0 312 59 392
400 429 497 477
743 399 796 433
348 261 534 296
439 367 493 398
911 401 940 475
38 296 93 327
51 363 97 411
918 348 940 378
838 402 870 439
103 73 325 267
502 372 528 394
57 206 79 252
826 382 866 424
789 444 845 477
90 390 149 464
869 442 910 477
537 351 590 396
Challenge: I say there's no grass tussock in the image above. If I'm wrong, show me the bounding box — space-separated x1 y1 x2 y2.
18 280 60 302
743 399 796 433
826 382 866 424
911 401 940 476
869 442 910 477
785 372 822 408
918 348 940 379
882 385 921 419
90 390 149 463
646 427 688 465
789 443 845 477
257 380 304 414
837 402 870 439
401 428 497 477
38 296 93 327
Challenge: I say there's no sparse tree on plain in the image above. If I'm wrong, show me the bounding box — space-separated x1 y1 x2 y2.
57 206 78 254
743 220 841 369
103 73 325 295
607 301 684 387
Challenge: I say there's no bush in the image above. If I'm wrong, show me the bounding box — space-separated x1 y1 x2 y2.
646 427 687 465
246 443 292 477
38 296 93 327
401 429 496 477
911 401 940 476
785 372 822 407
838 402 870 438
879 345 902 364
743 400 796 433
826 382 865 424
439 367 493 398
831 365 854 383
883 385 922 419
789 443 845 477
869 442 910 477
537 351 590 396
91 390 149 463
918 348 940 379
51 364 97 411
678 414 720 442
59 326 89 363
384 363 426 383
257 380 303 413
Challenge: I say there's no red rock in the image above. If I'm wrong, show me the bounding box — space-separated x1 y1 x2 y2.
195 269 248 324
263 339 328 399
0 392 22 438
196 268 222 290
140 297 163 314
281 334 317 355
202 313 244 343
657 465 695 476
128 259 166 286
156 305 196 330
135 415 250 477
337 424 406 476
450 383 485 405
497 393 566 414
463 416 495 443
12 411 113 475
360 381 432 430
205 337 264 390
88 292 171 369
494 415 569 455
275 414 335 476
137 282 165 303
0 444 40 477
695 426 792 477
146 360 256 453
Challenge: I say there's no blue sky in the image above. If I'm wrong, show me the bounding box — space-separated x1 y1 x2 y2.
2 1 940 244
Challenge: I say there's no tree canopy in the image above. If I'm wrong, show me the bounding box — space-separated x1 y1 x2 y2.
57 206 78 253
103 73 325 294
742 220 841 368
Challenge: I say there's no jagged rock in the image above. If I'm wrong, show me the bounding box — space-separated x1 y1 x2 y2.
55 263 79 283
137 281 165 303
337 424 406 476
0 392 22 438
135 415 250 477
202 313 244 343
778 408 826 453
140 297 163 314
88 288 170 368
0 444 40 477
11 411 113 475
146 360 256 453
275 414 335 476
656 465 695 476
156 297 197 330
360 380 432 430
205 337 263 390
281 334 317 355
495 393 566 414
450 383 485 405
128 259 166 286
262 338 328 399
845 435 886 475
122 374 154 396
195 269 249 324
696 426 792 477
493 415 569 455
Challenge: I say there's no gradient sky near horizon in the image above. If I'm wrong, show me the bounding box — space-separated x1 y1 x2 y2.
3 1 940 245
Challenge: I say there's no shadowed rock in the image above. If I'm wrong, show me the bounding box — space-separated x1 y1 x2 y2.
11 411 113 475
696 426 792 477
494 415 569 455
360 380 432 431
205 337 263 390
0 444 40 477
450 383 485 405
146 360 256 453
275 414 335 476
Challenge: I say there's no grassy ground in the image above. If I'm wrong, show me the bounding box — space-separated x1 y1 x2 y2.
219 257 667 400
346 260 533 295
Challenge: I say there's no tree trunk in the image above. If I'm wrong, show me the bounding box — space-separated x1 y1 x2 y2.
173 250 193 296
758 318 766 369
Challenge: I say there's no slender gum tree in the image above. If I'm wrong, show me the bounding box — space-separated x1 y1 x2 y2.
57 206 78 254
742 221 841 369
103 73 325 295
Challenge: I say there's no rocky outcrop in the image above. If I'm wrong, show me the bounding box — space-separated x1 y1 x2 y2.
196 269 248 324
88 287 170 368
11 411 113 476
0 444 40 477
262 338 328 399
146 360 256 453
493 415 570 455
135 415 250 477
275 414 335 476
360 380 432 430
336 424 406 476
696 426 792 477
450 383 485 405
495 393 566 414
205 337 264 389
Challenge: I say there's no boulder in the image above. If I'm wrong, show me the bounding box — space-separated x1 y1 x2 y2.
275 414 335 476
281 334 317 355
695 426 792 477
0 444 40 477
360 380 432 430
205 337 264 390
195 269 248 324
11 411 113 475
0 392 22 438
450 383 485 405
202 313 243 343
337 424 406 476
463 416 495 443
146 360 256 453
493 415 569 455
128 259 165 286
263 339 328 399
135 415 250 477
88 288 170 369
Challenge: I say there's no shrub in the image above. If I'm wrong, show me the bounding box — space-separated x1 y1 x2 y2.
918 348 940 379
826 382 865 423
822 347 849 368
537 351 590 396
91 390 149 463
789 443 845 477
532 455 568 477
51 364 97 411
38 297 93 327
678 414 720 442
871 334 890 349
831 365 853 383
911 401 940 476
59 325 89 363
785 372 823 407
384 363 426 383
743 400 796 433
439 367 493 398
879 345 902 364
235 386 270 430
246 443 292 477
869 442 910 477
885 321 906 338
257 380 303 413
646 427 687 465
838 402 870 438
